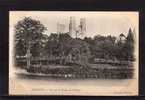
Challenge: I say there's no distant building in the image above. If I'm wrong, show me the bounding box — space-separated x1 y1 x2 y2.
119 33 126 43
57 22 65 34
69 17 76 36
115 33 126 43
79 18 86 35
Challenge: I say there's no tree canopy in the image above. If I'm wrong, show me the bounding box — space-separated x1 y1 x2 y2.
15 17 135 65
15 17 47 56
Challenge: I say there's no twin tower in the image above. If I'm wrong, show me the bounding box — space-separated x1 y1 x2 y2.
69 17 86 38
57 17 86 38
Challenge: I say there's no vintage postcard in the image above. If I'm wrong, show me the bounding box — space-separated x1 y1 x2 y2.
9 11 139 96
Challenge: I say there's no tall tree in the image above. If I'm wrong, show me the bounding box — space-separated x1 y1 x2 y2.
116 28 135 61
15 17 47 68
125 28 135 60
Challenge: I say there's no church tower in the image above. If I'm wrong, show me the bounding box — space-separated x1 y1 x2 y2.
80 18 86 35
69 17 76 37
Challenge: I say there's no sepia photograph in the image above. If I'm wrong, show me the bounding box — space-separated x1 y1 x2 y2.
9 11 139 96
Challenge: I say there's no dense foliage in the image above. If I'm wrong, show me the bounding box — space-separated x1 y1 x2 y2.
15 17 47 57
15 17 135 65
14 17 135 79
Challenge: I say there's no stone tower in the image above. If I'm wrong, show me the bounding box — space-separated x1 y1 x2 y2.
57 22 65 34
80 18 86 35
69 17 76 37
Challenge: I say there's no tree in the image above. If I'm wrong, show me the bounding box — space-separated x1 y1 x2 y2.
15 39 26 56
45 33 81 64
126 28 134 43
88 35 117 61
124 28 135 61
15 17 47 68
44 33 59 57
115 28 135 61
68 38 91 65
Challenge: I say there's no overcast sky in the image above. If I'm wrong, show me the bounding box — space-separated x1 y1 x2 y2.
9 11 138 38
